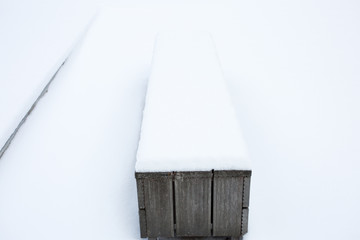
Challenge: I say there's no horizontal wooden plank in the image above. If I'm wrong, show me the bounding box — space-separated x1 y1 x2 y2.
214 170 251 178
175 171 213 179
135 171 173 179
136 171 251 178
158 237 241 240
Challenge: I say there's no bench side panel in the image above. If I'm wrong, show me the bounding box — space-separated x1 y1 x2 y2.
213 175 243 237
243 176 251 208
175 172 212 236
241 208 249 235
144 177 174 237
138 209 147 238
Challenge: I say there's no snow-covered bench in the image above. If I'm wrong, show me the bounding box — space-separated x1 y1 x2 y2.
135 32 251 240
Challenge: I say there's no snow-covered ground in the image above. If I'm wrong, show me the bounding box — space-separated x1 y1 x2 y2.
0 0 96 152
1 1 360 240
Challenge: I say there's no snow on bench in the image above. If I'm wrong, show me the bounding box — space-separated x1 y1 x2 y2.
135 32 252 239
135 32 250 172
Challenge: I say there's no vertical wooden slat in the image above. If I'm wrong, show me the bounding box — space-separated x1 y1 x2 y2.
241 208 249 235
174 172 212 237
136 178 147 238
243 176 251 208
136 179 145 209
138 209 147 238
213 173 243 237
144 174 174 238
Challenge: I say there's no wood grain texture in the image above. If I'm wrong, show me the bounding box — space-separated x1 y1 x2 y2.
138 209 147 238
213 174 243 237
135 170 251 239
241 208 249 235
213 171 251 177
136 179 145 209
174 172 212 237
159 237 242 240
144 175 174 238
243 177 251 208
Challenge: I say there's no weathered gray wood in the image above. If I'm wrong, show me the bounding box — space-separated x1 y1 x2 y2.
213 170 251 177
144 175 174 238
138 209 147 238
136 179 145 209
136 172 173 179
135 170 251 239
159 237 242 240
213 173 243 237
241 208 249 235
174 171 212 236
242 177 251 208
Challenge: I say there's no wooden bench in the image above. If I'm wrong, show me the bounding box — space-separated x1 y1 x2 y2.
135 32 251 240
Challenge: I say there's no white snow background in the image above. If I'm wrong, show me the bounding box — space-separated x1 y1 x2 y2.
0 1 360 240
0 0 96 151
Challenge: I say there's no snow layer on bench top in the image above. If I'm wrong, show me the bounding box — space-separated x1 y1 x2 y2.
135 32 251 172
